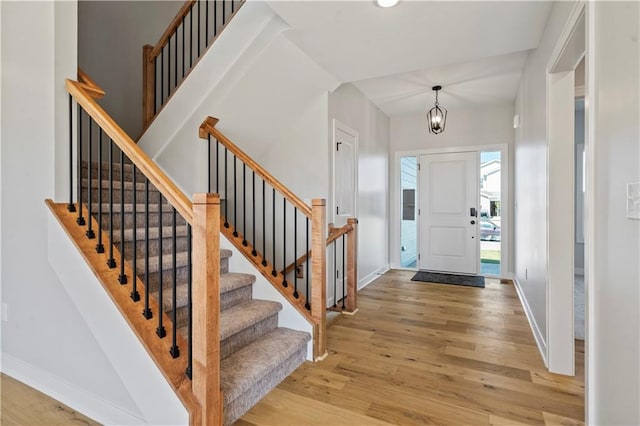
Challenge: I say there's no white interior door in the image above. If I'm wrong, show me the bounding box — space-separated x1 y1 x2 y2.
332 121 357 305
419 152 479 274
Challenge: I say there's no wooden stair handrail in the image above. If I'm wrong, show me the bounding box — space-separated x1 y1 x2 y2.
148 1 197 59
66 79 194 225
77 68 105 100
199 117 313 218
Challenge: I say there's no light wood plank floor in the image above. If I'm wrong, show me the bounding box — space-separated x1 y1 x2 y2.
0 374 100 425
238 270 585 426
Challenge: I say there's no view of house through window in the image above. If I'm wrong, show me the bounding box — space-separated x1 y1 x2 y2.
480 151 502 275
400 156 418 268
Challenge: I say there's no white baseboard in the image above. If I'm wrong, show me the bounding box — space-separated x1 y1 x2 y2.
511 275 548 367
358 265 390 290
1 353 146 425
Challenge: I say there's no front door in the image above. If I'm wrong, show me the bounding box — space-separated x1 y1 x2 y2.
419 152 479 274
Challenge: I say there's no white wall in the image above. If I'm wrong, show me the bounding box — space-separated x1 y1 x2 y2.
574 100 585 271
513 1 575 349
1 2 185 424
589 2 639 423
78 1 183 138
390 105 514 271
328 83 390 288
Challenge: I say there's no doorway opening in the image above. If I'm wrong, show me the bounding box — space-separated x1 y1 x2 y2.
400 156 418 268
480 151 502 275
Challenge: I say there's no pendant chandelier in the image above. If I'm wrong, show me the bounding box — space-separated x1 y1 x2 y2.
427 85 447 134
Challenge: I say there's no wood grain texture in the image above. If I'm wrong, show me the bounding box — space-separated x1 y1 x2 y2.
1 374 100 426
66 80 193 224
45 200 199 422
345 218 358 313
200 117 312 218
240 270 585 425
142 44 154 129
311 199 327 360
192 193 222 426
149 0 197 59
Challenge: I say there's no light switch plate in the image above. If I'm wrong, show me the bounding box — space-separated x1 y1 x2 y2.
627 182 640 219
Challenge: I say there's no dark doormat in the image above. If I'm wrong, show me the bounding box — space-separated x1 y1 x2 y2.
411 271 485 288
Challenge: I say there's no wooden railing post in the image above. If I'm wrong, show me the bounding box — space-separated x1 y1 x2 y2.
142 44 154 129
311 199 327 361
192 193 222 426
345 218 358 314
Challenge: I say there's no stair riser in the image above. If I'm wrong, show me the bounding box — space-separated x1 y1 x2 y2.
82 163 147 182
99 211 186 230
120 235 190 259
139 258 229 291
221 315 278 360
220 285 252 311
84 187 162 205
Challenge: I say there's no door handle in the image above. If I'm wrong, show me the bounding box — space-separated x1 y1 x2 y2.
471 220 476 225
470 207 477 217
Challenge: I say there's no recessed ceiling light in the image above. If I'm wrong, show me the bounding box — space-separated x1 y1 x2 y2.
377 0 399 8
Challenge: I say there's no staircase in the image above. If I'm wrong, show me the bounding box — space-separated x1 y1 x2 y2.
81 161 310 425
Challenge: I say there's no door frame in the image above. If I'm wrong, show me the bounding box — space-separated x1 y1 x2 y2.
391 144 510 278
545 1 586 377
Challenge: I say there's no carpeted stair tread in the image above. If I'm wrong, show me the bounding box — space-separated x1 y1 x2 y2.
220 327 311 405
137 251 189 272
154 282 189 312
220 300 281 341
220 273 255 294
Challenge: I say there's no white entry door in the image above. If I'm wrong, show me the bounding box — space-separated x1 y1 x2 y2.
419 152 479 274
332 120 358 305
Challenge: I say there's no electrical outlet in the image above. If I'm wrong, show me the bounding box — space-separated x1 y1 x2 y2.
1 303 7 322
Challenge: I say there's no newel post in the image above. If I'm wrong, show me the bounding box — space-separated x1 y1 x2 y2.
192 193 222 426
345 218 358 313
142 44 154 129
311 199 327 361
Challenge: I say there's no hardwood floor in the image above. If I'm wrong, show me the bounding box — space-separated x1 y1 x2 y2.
238 270 585 426
0 374 100 425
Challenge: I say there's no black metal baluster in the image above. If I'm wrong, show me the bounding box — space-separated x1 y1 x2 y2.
68 95 76 213
154 58 158 115
174 28 178 89
261 180 267 266
242 163 247 246
215 139 220 193
342 234 346 309
207 135 211 193
251 171 257 256
157 195 166 338
76 106 85 226
107 141 116 268
305 217 310 310
271 188 276 277
205 0 209 45
186 224 193 379
118 150 128 284
224 148 229 228
86 117 95 239
96 130 104 253
282 199 287 287
131 165 140 302
143 178 153 319
232 0 235 14
294 208 298 298
160 49 164 104
182 15 185 78
167 36 171 97
233 156 238 237
189 6 193 68
333 239 337 307
223 0 226 25
197 0 201 55
170 207 179 358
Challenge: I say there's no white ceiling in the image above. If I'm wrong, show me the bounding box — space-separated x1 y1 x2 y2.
265 1 553 115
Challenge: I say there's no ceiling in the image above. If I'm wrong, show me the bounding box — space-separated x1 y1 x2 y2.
265 1 554 116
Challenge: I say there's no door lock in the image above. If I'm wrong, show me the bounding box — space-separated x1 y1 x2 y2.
471 220 476 225
470 207 477 217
